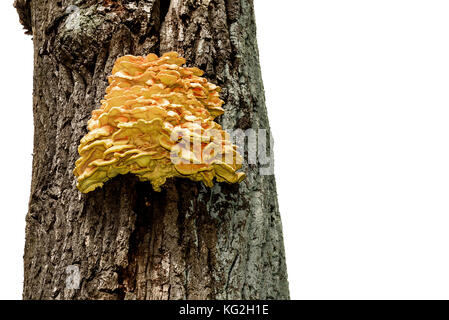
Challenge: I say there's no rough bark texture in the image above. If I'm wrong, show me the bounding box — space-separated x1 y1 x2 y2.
16 0 289 300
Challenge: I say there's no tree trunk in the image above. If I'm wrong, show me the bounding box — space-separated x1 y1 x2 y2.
15 0 289 300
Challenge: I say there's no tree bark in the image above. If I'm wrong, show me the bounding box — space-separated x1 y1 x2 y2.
15 0 289 300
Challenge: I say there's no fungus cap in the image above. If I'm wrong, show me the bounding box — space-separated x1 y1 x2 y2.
74 52 245 193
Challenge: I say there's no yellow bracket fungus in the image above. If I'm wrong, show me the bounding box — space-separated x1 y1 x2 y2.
74 52 246 193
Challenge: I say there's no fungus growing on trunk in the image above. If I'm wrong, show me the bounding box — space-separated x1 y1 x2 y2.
74 52 246 193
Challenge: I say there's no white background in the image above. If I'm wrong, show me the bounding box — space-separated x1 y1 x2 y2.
1 0 449 299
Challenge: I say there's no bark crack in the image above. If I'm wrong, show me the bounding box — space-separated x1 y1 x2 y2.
225 251 239 299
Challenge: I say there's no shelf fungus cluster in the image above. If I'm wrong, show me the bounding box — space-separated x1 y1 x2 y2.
74 52 246 193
